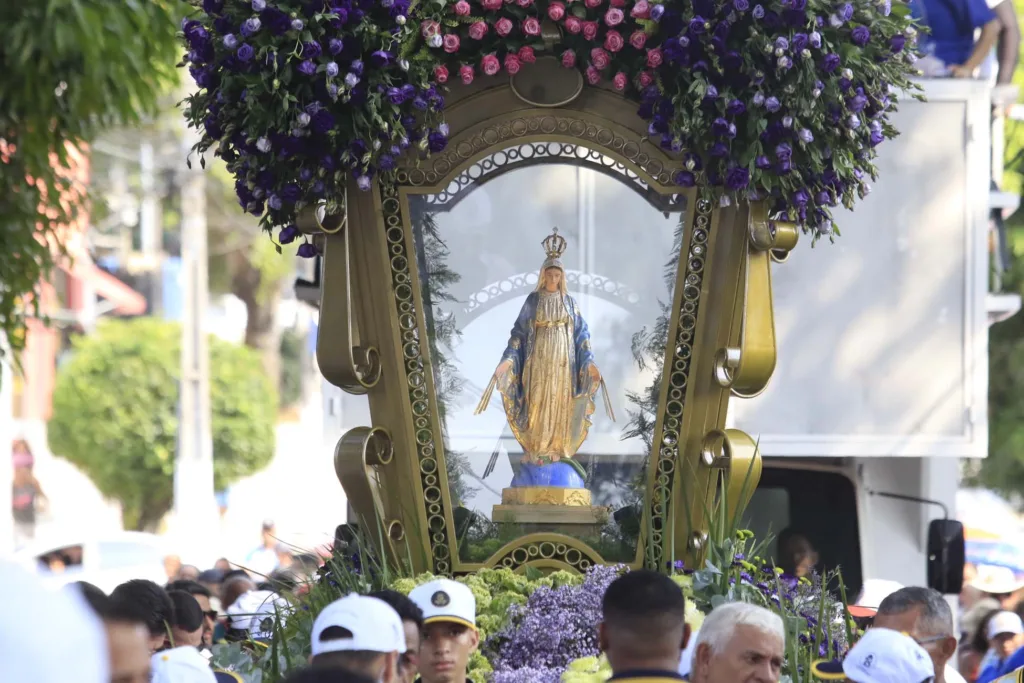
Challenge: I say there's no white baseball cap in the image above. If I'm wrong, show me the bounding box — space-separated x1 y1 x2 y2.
988 611 1024 639
225 590 289 641
409 578 477 629
151 646 217 683
0 561 109 683
811 628 934 683
311 594 406 656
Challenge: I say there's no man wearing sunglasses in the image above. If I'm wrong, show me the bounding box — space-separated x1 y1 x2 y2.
872 587 965 683
167 580 219 649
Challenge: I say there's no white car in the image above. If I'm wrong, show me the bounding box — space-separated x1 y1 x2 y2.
13 531 169 594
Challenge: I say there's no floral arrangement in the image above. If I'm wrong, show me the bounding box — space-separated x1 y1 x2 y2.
182 0 920 248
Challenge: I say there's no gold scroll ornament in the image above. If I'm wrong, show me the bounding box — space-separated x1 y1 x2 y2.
299 200 382 394
712 201 799 398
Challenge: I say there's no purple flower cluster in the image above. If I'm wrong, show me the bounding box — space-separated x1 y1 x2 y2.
486 564 621 683
639 0 918 233
181 0 448 247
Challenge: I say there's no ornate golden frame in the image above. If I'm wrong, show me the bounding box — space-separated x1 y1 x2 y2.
317 66 797 575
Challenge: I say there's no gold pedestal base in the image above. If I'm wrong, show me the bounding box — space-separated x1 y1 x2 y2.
501 486 591 506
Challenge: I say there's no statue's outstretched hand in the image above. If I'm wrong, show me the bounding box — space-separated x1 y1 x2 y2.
495 359 514 379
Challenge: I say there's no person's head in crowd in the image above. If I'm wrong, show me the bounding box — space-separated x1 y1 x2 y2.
261 519 277 549
873 586 957 682
150 645 217 683
281 667 375 683
73 581 109 615
309 594 405 683
276 543 295 569
103 600 156 683
810 627 934 683
110 579 176 653
164 555 183 581
969 566 1024 611
167 590 205 648
598 569 690 675
371 589 426 683
225 589 289 644
1 561 109 683
776 528 817 578
176 565 201 582
197 568 225 600
214 558 232 571
220 574 257 613
690 601 785 683
167 580 217 647
409 578 479 683
986 611 1024 662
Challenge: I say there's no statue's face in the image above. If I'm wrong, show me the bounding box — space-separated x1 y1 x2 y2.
543 267 562 291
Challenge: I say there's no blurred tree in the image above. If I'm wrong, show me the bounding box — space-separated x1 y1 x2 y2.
278 327 305 409
0 1 181 363
47 317 277 530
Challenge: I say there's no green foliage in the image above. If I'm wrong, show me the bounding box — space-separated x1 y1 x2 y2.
1000 0 1024 196
47 317 277 530
278 328 304 408
0 1 181 363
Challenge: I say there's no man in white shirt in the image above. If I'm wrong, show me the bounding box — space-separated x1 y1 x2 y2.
873 586 967 683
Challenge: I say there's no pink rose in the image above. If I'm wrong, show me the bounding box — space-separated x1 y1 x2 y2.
604 29 624 52
564 15 582 33
561 49 577 68
443 33 461 53
631 0 651 18
613 71 627 90
495 17 514 36
604 7 624 25
518 45 537 63
586 65 601 84
584 0 601 8
638 70 654 87
581 20 598 39
646 47 663 68
482 0 502 8
434 65 449 83
629 30 647 49
516 0 534 6
522 17 542 35
468 21 488 39
420 20 440 37
460 65 475 84
504 53 522 74
454 0 472 14
547 1 566 20
481 53 501 76
590 47 610 69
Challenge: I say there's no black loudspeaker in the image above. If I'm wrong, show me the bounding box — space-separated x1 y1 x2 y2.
927 519 965 594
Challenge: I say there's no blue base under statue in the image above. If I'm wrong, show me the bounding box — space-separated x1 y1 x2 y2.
511 461 586 488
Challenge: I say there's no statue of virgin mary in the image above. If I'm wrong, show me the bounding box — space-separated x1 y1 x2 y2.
475 228 614 483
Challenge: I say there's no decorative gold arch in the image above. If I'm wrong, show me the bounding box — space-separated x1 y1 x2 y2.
317 63 797 575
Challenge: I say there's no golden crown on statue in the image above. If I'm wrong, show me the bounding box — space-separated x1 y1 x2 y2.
542 227 567 259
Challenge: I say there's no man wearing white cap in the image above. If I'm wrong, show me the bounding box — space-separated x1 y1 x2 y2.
409 578 479 683
811 627 935 682
151 646 217 683
309 593 406 683
977 612 1024 683
873 586 966 683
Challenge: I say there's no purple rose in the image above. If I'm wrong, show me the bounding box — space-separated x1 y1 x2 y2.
281 184 301 202
870 128 884 146
689 16 708 34
848 94 868 112
311 110 335 135
775 37 789 51
765 96 781 112
203 0 224 13
705 85 719 100
356 175 372 191
350 59 364 76
816 191 832 205
725 167 750 190
268 194 282 210
792 33 808 51
798 128 814 143
291 19 304 31
428 130 448 153
329 38 344 55
299 168 313 181
734 0 750 10
236 43 255 62
279 225 299 244
890 34 906 53
297 242 318 258
371 50 392 67
753 92 765 106
851 25 870 46
651 4 665 20
674 171 697 187
326 62 339 77
240 17 261 37
841 3 854 20
262 7 291 35
775 142 793 162
710 142 729 157
303 41 322 59
387 87 405 105
298 60 316 76
755 155 771 169
223 34 238 50
712 117 732 137
792 189 811 207
753 4 765 18
379 154 396 171
822 53 841 72
726 99 746 116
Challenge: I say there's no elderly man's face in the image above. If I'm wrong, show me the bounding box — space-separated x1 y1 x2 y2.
694 624 784 683
874 606 956 675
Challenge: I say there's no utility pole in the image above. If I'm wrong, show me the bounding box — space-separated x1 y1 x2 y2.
0 338 13 555
173 120 218 559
